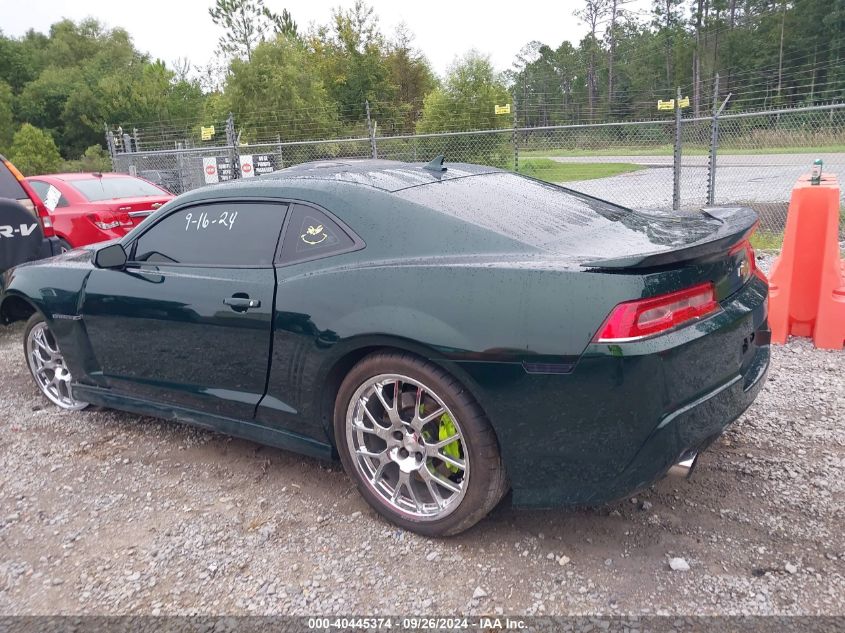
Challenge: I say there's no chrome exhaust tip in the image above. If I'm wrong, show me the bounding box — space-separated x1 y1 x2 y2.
667 453 698 479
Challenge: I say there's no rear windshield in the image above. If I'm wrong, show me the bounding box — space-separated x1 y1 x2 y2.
0 160 27 200
396 172 626 250
396 172 717 251
68 176 165 201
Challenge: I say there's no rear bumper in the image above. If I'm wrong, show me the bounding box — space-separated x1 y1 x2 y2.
54 224 131 249
39 236 61 258
599 337 768 502
451 275 770 507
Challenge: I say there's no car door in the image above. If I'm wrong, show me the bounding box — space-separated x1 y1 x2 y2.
80 200 287 420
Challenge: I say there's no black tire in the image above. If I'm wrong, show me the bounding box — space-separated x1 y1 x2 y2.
334 351 508 536
58 239 73 253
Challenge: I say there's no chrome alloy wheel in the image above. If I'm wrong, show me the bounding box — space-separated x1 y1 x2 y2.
346 374 469 521
26 321 88 410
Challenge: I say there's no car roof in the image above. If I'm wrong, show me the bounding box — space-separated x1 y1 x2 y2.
24 173 132 181
256 159 502 193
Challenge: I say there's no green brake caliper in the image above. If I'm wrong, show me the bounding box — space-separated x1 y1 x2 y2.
438 413 462 474
420 403 462 475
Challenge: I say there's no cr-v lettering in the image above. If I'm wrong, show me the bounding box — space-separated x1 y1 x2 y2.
0 223 38 238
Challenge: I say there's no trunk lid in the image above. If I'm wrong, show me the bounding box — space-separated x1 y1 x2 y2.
86 196 171 229
91 196 171 220
581 205 758 270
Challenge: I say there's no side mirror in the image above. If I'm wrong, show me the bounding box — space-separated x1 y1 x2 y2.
94 243 127 269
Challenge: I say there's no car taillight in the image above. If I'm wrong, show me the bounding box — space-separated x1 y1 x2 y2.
745 241 767 282
86 213 121 230
5 159 56 238
593 282 721 343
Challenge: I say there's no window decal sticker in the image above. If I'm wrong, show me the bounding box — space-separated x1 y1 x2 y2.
301 224 327 245
294 213 341 253
278 204 360 265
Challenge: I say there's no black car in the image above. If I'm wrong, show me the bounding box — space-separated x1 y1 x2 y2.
1 159 769 536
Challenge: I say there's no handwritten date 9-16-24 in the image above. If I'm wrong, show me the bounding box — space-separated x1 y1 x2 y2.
184 210 238 231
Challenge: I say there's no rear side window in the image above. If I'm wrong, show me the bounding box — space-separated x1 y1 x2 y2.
278 203 359 265
68 176 166 201
28 180 69 208
0 160 26 200
132 202 287 266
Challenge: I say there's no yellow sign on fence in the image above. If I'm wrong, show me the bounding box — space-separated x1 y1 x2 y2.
657 97 690 110
494 104 511 115
201 125 216 141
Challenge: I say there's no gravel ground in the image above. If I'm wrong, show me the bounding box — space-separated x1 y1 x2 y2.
1 254 843 616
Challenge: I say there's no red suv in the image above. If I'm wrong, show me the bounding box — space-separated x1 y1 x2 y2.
26 172 174 251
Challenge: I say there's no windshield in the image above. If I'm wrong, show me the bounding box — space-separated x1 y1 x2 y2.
68 176 166 201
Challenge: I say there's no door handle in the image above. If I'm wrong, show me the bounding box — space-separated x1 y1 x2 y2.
223 296 261 310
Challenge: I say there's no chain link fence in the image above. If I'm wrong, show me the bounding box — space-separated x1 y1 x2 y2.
111 103 845 239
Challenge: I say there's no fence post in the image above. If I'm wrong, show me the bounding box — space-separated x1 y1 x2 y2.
226 112 239 179
277 134 284 169
673 86 682 211
707 74 720 206
104 124 117 171
365 100 378 159
512 95 519 173
707 76 732 207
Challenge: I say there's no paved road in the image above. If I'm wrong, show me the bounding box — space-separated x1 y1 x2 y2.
542 153 845 221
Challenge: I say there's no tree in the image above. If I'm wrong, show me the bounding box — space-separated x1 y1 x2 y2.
0 29 48 93
9 124 62 175
225 36 337 142
606 0 635 115
416 51 511 166
418 51 510 134
0 81 14 153
265 8 298 39
652 0 685 89
575 0 610 118
309 1 397 122
61 145 112 173
384 24 436 133
209 0 298 62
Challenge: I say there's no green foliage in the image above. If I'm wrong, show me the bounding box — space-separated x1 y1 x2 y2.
3 19 208 158
226 36 337 142
0 29 48 92
3 0 844 162
517 158 642 182
417 51 510 134
309 1 396 123
8 123 62 175
750 231 785 251
416 51 512 166
383 25 436 134
0 81 13 153
61 145 112 173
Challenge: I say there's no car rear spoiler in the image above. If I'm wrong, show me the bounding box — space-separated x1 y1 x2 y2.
583 206 759 270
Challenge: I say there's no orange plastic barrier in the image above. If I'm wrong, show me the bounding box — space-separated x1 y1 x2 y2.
768 173 845 350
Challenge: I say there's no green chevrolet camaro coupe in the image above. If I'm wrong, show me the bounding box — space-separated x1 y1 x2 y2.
0 158 770 536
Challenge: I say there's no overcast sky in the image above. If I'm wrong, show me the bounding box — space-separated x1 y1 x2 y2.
3 0 651 77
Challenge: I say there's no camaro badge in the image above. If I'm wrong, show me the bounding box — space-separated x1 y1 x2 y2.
301 224 328 245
